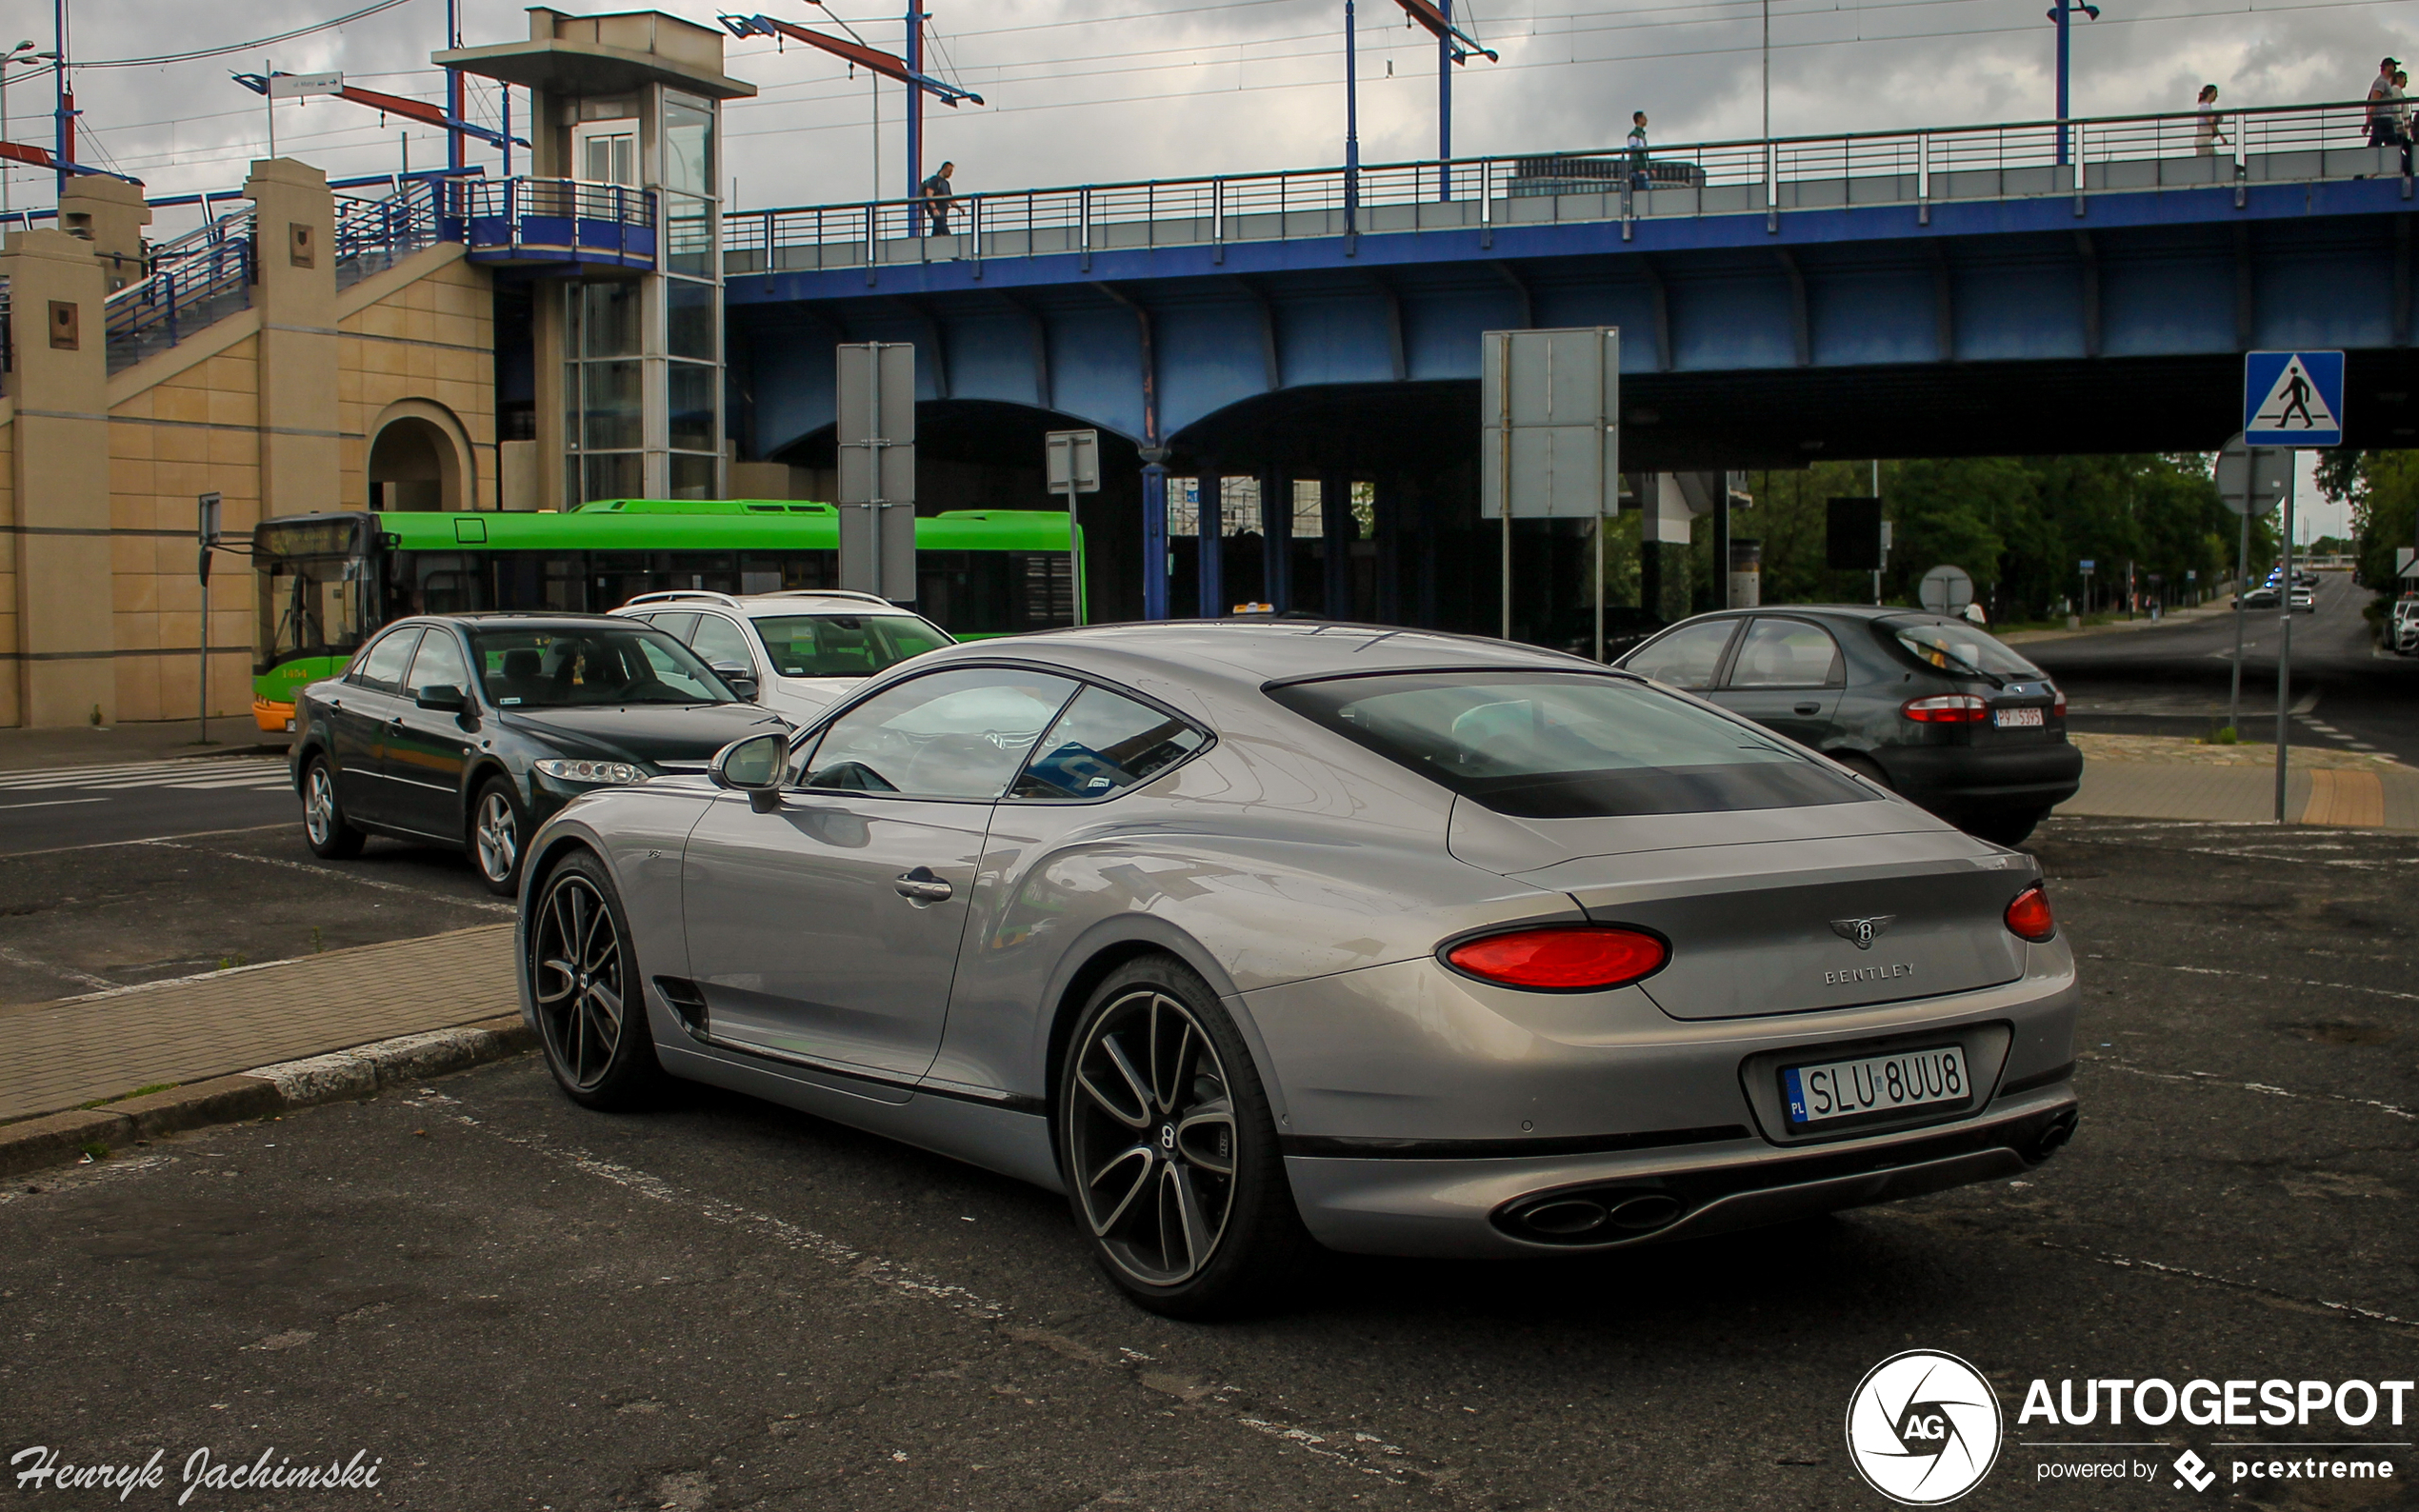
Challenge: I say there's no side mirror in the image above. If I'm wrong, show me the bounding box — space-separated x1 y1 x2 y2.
710 731 788 813
414 684 469 712
710 663 759 701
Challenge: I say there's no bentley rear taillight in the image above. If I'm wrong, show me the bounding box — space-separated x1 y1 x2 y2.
1443 925 1669 992
2005 885 2056 942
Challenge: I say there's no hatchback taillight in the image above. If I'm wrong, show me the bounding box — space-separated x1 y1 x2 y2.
2005 885 2056 942
2051 687 2067 719
1902 694 1989 724
1443 925 1669 991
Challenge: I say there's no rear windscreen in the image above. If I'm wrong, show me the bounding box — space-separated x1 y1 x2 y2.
1267 671 1868 818
1885 619 2045 680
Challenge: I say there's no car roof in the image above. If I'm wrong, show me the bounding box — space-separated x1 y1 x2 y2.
906 619 1614 697
612 590 928 618
407 612 650 631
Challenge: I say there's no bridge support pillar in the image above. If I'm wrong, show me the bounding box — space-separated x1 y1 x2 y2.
1196 472 1224 617
1374 475 1402 626
1261 468 1292 611
1321 472 1353 619
1637 473 1695 624
1141 459 1170 620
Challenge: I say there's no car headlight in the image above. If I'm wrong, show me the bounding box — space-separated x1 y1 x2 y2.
533 758 650 786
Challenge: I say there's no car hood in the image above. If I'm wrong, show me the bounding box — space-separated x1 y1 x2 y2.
495 704 788 766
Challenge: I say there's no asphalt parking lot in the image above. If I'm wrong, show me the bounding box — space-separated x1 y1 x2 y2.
1 814 2412 1511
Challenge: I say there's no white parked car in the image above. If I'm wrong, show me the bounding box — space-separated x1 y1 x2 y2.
610 590 955 724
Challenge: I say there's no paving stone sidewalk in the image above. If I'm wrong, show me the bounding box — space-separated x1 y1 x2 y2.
2058 733 2419 828
0 924 516 1124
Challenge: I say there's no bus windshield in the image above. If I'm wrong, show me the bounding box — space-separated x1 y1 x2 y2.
256 518 373 672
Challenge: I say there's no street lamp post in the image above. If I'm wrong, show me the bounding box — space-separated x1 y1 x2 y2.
2047 0 2100 167
1 42 56 216
1344 0 1360 235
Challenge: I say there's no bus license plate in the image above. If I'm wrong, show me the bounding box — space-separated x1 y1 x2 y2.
1994 706 2045 728
1783 1045 1969 1128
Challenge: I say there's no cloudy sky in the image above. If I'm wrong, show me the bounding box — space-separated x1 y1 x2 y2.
3 0 2382 528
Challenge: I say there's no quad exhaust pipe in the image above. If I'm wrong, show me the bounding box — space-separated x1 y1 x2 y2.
2024 1108 2079 1164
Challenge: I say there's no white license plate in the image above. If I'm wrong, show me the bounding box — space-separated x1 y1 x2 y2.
1994 706 2045 728
1783 1045 1970 1128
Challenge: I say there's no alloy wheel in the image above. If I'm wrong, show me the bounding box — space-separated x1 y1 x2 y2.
474 790 519 883
305 766 335 846
1069 989 1238 1286
532 873 625 1091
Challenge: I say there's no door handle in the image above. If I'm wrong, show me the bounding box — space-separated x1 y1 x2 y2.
1794 703 1821 716
893 866 953 905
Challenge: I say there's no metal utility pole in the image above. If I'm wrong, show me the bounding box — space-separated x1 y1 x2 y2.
2047 0 2100 167
1437 0 1450 202
2273 466 2295 822
2229 503 2251 730
1761 0 1770 144
904 0 924 205
197 493 221 746
51 0 70 193
1344 0 1361 235
445 0 464 176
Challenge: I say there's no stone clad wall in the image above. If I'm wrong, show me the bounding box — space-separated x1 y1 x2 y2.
1 158 498 728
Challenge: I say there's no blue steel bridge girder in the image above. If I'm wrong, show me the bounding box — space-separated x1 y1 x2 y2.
730 175 2419 467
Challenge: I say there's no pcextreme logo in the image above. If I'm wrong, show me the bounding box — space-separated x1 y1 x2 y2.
1845 1350 2004 1505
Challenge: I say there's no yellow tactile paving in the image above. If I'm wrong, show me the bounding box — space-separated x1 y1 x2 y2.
2301 767 2389 828
0 925 517 1123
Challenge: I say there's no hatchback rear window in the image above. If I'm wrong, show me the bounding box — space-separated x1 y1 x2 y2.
1267 671 1866 818
1886 619 2043 680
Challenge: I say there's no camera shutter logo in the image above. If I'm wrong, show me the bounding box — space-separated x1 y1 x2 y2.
1845 1350 2003 1504
1830 915 1895 950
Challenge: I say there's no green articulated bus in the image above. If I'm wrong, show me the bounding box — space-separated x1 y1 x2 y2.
250 499 1085 731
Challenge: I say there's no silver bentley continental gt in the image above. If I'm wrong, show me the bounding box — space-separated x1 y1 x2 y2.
514 622 2079 1317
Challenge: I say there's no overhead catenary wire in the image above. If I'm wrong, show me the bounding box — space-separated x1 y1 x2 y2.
75 0 420 69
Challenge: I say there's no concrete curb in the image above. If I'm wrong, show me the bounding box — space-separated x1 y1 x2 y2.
0 1013 535 1180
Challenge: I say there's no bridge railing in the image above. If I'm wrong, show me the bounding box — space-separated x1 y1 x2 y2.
724 99 2399 276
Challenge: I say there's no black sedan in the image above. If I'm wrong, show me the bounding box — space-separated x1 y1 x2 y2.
1616 606 2081 845
290 614 790 894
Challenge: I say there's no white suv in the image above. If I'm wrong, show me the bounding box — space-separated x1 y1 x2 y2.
609 590 955 724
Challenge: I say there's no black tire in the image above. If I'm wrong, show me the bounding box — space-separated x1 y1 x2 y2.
528 849 665 1111
1057 953 1310 1320
470 776 528 897
1965 808 2047 847
300 754 366 860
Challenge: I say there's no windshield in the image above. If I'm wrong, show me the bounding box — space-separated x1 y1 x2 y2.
1268 671 1866 819
750 613 952 679
264 555 370 665
1887 619 2043 681
469 626 735 708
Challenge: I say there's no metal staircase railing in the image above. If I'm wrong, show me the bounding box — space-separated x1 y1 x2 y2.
103 210 256 375
333 175 450 290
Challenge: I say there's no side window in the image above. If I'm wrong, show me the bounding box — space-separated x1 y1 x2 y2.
803 667 1079 800
642 610 698 643
349 628 422 695
404 631 473 702
1621 620 1737 690
1012 685 1209 800
689 613 755 672
1726 619 1844 689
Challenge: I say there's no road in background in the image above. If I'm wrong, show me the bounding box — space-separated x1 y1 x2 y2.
2026 570 2419 764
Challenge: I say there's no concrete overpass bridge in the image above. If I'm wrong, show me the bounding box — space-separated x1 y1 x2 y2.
732 99 2417 627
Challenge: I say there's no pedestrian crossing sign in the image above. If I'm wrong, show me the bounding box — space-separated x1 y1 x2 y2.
2243 350 2344 448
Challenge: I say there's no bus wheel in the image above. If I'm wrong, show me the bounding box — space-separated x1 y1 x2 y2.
302 756 366 860
470 778 528 897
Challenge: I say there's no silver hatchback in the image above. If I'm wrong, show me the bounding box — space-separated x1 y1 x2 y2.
516 623 2079 1317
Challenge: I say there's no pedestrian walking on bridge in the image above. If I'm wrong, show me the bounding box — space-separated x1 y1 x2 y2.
920 160 956 236
1626 111 1650 189
2367 57 2402 148
2194 84 2229 156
